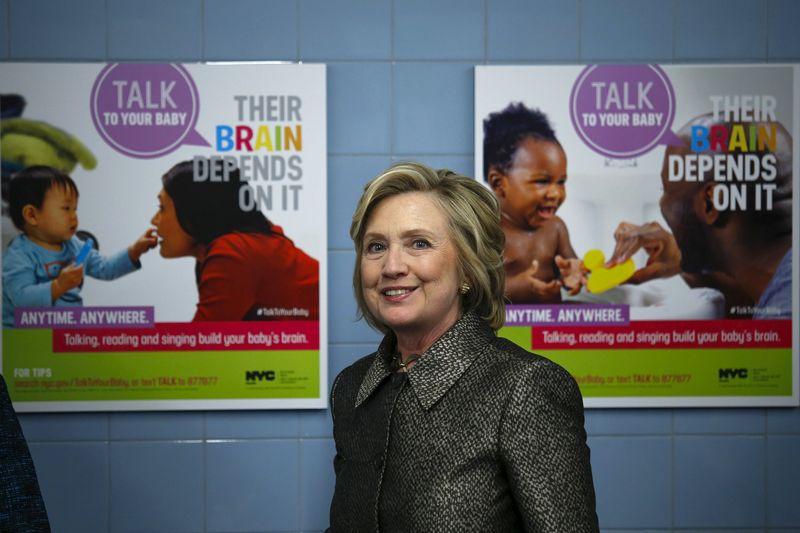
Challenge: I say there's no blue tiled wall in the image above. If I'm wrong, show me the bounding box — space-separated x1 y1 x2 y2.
3 0 800 531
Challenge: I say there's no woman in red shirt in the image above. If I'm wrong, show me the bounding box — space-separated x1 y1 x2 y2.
151 159 319 322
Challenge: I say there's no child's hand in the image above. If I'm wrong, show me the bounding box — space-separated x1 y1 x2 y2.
525 260 563 301
607 221 682 284
555 255 587 295
52 264 84 302
128 229 158 263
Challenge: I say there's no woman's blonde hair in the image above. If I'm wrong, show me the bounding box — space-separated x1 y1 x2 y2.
350 162 506 333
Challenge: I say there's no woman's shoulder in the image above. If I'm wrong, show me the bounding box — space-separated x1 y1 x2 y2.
330 353 377 409
333 353 375 390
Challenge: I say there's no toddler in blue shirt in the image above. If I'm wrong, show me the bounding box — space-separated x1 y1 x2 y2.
3 166 156 327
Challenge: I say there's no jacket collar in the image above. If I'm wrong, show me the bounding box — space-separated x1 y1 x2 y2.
355 312 495 411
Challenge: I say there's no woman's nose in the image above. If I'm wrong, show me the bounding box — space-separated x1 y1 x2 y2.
382 247 407 277
150 212 159 226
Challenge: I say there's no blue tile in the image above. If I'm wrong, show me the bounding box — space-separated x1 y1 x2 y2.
768 0 800 59
9 0 105 59
674 408 765 434
767 406 800 433
390 155 474 178
299 438 336 531
584 409 672 435
767 435 800 526
675 0 766 60
19 412 109 441
299 0 390 60
206 409 299 439
589 436 671 528
110 441 204 532
600 530 671 533
108 0 202 60
394 0 484 60
487 0 579 61
581 0 673 61
300 344 373 437
328 63 392 154
207 440 299 532
299 408 333 438
329 344 371 382
393 63 473 154
328 250 384 344
328 155 393 249
204 0 297 60
0 0 8 59
28 442 109 532
674 530 765 533
674 436 765 527
109 411 204 440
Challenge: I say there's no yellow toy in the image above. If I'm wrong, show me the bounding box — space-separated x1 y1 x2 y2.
583 249 635 293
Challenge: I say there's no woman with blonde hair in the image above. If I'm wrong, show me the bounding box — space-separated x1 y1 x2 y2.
328 162 598 532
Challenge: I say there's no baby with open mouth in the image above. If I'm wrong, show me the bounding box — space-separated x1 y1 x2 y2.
483 102 586 303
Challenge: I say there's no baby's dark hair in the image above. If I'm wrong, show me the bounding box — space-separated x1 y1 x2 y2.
162 159 274 245
9 166 79 231
483 102 560 181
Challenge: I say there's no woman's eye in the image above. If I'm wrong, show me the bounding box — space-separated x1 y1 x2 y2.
412 239 430 249
366 242 385 254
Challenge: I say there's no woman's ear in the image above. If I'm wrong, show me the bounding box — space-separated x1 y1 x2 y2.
21 204 38 226
487 168 506 198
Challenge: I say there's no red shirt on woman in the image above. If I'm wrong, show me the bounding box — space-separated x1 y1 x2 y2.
193 228 319 322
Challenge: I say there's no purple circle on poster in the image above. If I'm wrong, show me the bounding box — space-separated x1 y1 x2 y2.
90 64 202 159
569 65 676 158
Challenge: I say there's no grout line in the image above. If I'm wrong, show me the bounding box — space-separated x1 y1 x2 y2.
763 408 768 528
389 0 396 155
106 424 113 531
671 0 676 61
764 0 770 60
670 408 675 529
200 0 206 62
202 411 208 533
104 0 110 60
389 0 395 60
577 0 583 63
483 0 488 64
295 0 300 61
5 0 9 58
297 437 302 530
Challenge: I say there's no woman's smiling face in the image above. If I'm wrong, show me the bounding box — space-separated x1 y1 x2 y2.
151 189 197 258
360 192 462 343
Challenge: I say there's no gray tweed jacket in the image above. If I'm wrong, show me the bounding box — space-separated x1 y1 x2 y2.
328 312 599 532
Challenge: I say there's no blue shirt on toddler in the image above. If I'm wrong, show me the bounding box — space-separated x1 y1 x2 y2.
3 234 139 327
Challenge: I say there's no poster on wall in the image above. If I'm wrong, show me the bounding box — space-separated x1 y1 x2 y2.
476 64 798 407
1 63 327 412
